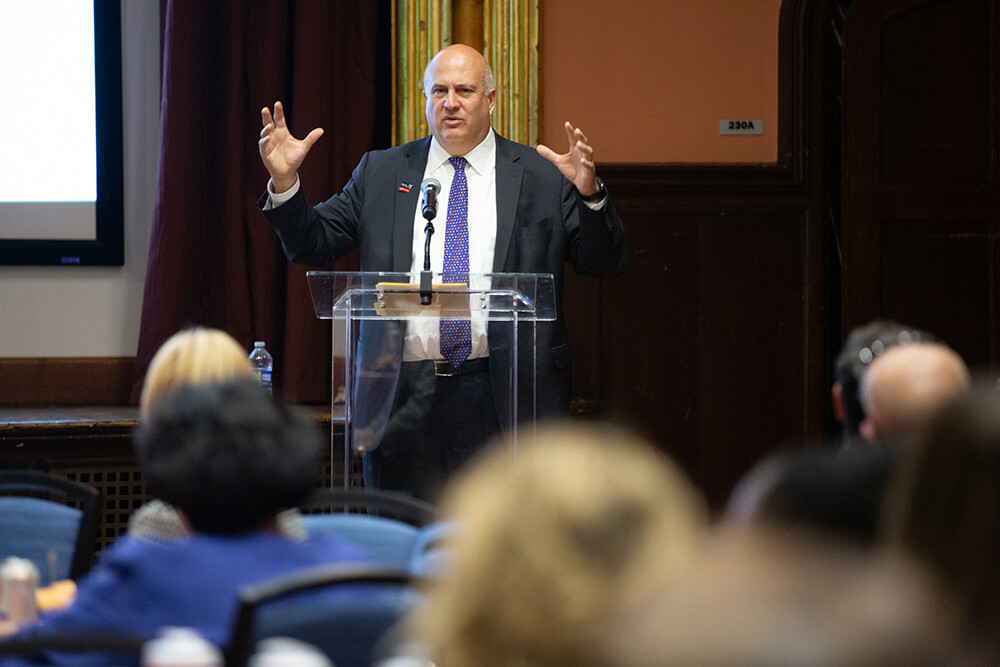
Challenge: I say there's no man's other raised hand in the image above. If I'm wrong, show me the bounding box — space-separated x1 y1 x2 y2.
536 121 600 197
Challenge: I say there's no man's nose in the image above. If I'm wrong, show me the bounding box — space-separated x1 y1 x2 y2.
443 90 459 109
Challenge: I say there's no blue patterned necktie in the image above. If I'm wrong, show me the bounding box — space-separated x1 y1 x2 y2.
440 156 471 367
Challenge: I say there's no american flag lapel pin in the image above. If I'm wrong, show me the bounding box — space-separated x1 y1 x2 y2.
398 182 413 193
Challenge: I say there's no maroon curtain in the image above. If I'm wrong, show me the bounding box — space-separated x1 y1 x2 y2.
130 0 376 405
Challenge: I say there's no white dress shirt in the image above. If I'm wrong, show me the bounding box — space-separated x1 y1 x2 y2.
401 131 496 361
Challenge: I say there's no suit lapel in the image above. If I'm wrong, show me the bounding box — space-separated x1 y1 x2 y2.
493 135 523 273
392 138 431 272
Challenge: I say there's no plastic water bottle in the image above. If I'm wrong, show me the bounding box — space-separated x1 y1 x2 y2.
0 557 39 625
249 341 273 394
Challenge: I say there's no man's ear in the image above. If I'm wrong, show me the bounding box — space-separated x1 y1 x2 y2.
859 417 878 443
831 382 846 424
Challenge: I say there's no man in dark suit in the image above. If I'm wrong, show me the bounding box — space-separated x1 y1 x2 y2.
258 44 626 499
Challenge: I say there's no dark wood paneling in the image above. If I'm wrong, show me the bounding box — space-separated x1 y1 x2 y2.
878 0 992 185
566 168 826 506
0 407 138 468
0 358 136 407
879 219 994 368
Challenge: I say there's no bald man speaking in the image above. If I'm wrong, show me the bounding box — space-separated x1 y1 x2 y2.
257 45 627 500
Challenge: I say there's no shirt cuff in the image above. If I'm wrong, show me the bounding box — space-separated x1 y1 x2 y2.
264 176 301 210
583 196 607 211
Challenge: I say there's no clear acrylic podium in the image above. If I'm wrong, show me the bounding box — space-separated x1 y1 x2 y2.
307 271 556 488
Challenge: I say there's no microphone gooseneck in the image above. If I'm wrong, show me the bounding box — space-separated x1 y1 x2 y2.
419 178 441 305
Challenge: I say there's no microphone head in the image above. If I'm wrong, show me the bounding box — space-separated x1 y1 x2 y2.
421 178 442 220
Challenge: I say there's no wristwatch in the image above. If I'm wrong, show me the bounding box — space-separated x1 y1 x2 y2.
579 177 606 203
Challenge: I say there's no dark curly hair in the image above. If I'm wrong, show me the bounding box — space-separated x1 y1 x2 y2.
132 378 319 534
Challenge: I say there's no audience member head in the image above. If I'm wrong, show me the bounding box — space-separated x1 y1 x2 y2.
859 342 970 446
132 378 318 535
725 444 894 546
833 320 928 443
139 326 254 416
882 381 1000 643
597 526 963 665
411 421 708 667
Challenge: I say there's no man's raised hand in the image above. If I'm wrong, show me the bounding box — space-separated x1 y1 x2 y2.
536 121 600 197
258 101 324 194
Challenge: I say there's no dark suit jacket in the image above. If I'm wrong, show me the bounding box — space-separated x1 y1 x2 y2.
261 133 627 421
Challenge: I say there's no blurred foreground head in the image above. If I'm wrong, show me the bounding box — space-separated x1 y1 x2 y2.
724 444 894 547
133 379 318 535
140 326 254 416
598 526 965 666
883 381 1000 646
414 421 708 667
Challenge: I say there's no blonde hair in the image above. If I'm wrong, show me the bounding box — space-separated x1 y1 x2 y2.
139 327 254 416
414 421 708 667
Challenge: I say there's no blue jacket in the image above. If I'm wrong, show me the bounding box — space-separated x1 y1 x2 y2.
6 531 367 664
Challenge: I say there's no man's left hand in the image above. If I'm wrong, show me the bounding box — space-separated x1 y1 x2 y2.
537 121 600 197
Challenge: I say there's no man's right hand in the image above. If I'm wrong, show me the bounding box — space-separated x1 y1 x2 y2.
258 101 324 194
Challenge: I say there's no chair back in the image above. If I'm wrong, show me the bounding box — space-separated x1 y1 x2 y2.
228 564 424 667
407 520 458 577
300 487 436 525
300 513 419 569
298 487 437 569
0 470 102 584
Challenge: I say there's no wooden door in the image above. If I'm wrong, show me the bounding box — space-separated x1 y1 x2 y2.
842 0 1000 369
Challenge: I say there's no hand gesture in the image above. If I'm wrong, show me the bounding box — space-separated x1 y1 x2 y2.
258 101 324 193
536 121 600 197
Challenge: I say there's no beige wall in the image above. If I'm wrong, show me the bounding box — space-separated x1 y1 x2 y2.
540 0 782 163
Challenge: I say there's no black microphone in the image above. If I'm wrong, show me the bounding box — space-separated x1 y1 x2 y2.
421 177 441 221
419 178 440 305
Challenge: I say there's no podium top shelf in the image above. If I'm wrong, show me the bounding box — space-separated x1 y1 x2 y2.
306 271 557 321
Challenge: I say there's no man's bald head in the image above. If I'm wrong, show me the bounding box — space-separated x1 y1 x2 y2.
423 44 495 95
859 343 970 445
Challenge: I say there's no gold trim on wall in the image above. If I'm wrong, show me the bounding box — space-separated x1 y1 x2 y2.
483 0 539 147
392 1 451 145
392 0 539 147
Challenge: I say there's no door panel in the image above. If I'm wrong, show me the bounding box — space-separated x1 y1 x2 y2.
842 0 999 368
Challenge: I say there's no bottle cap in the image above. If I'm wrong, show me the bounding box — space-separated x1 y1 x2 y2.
142 627 222 666
0 556 39 582
254 341 265 347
